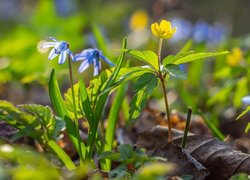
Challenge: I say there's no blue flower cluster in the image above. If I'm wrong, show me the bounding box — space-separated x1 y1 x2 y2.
170 18 227 44
41 37 114 76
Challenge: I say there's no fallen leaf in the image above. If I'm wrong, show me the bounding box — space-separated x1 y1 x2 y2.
136 126 250 179
153 143 209 179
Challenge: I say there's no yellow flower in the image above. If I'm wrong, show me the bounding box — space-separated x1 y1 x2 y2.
129 10 148 31
226 47 243 66
151 20 177 39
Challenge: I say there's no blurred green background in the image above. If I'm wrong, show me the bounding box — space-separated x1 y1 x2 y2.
0 0 249 129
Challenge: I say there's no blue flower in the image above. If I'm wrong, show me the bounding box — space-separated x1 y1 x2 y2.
41 37 74 64
170 18 192 42
74 48 114 76
192 21 210 43
242 96 250 106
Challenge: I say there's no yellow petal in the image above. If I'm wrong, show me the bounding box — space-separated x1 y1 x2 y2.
151 23 159 37
160 20 171 31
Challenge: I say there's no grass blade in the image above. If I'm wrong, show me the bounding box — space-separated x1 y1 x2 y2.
102 83 128 171
198 110 225 140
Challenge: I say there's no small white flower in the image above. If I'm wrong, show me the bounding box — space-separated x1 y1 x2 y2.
41 37 74 64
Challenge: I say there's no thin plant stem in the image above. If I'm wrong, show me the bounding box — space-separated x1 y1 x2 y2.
159 76 172 143
68 55 84 165
157 38 163 69
181 107 192 148
157 38 172 143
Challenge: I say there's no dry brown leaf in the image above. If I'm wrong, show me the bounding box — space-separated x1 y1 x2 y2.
136 126 250 180
153 143 209 179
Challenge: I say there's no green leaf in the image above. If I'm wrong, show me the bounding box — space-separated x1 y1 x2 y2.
233 77 248 108
162 52 194 65
53 116 66 139
100 66 154 95
245 123 250 133
236 106 250 120
92 24 108 56
86 37 127 160
88 68 112 106
79 78 94 125
0 101 41 139
177 40 193 55
122 49 159 70
103 81 128 171
49 69 69 118
47 140 76 170
18 104 55 136
162 40 193 65
64 83 83 119
99 151 122 161
207 84 234 106
118 144 133 160
129 73 158 119
198 110 225 140
173 51 229 65
64 116 86 158
164 64 187 79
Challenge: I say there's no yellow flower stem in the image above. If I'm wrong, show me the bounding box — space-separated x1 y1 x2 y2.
157 38 172 143
157 38 163 66
68 55 84 166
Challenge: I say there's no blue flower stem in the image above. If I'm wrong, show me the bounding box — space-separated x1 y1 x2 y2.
157 38 172 143
68 55 84 166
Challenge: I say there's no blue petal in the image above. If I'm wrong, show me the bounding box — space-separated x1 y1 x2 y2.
74 53 88 61
48 48 58 60
41 42 57 48
48 37 58 42
93 58 100 76
78 60 90 73
58 51 67 64
242 96 250 106
99 53 114 66
67 49 74 61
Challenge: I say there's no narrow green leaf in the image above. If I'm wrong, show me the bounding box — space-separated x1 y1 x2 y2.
198 110 225 140
245 123 250 133
49 69 69 118
236 106 250 120
47 140 76 170
92 24 108 56
103 82 128 171
122 49 159 70
173 51 229 65
164 64 187 79
79 78 94 125
177 40 193 55
233 77 248 108
86 38 127 160
64 116 86 158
